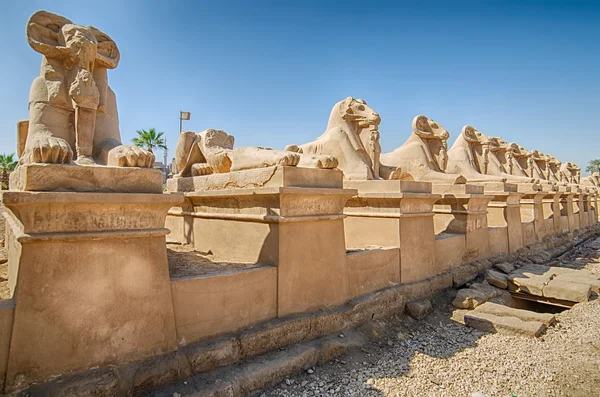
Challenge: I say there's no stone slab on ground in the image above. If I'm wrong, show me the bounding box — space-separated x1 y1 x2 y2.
406 300 433 319
453 281 502 309
542 279 591 303
508 264 598 303
508 267 549 296
474 302 555 325
485 270 508 289
495 262 515 274
464 311 547 337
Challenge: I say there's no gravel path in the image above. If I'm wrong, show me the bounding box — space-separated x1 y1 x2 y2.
263 237 600 397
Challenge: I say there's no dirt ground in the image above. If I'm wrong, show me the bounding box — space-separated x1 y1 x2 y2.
264 237 600 397
167 243 263 278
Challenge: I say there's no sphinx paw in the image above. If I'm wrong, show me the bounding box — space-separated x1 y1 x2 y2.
25 136 73 164
274 151 301 167
107 145 154 168
191 163 214 176
298 154 338 169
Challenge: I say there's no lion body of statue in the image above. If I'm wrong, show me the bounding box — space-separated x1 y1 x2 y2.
380 115 466 184
19 10 154 168
174 129 302 178
285 97 404 180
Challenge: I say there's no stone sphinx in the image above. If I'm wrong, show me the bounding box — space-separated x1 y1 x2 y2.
507 143 534 178
582 172 600 188
530 150 554 182
446 125 506 182
380 115 466 184
18 11 154 168
486 137 536 183
546 155 564 183
560 162 581 185
286 97 403 180
174 128 302 177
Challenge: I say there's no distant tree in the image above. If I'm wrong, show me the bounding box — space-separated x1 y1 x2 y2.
586 159 600 174
0 153 18 189
133 128 167 154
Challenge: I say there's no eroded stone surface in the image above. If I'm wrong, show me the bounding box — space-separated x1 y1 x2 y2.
174 129 301 178
381 115 466 184
485 269 508 289
406 300 433 319
474 302 555 325
508 264 598 303
464 311 546 338
286 97 403 180
446 126 507 183
495 262 515 274
18 11 154 169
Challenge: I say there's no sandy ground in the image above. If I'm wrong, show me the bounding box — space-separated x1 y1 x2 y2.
167 243 263 278
265 237 600 397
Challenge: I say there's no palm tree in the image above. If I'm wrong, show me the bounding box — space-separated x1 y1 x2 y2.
0 153 18 190
586 159 600 174
133 128 167 154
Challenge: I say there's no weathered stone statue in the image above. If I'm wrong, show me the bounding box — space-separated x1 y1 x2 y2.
507 143 534 178
174 128 301 177
18 10 153 167
446 125 506 182
530 150 552 182
380 115 466 184
546 155 564 183
486 137 536 183
582 172 600 187
286 97 403 180
560 162 581 184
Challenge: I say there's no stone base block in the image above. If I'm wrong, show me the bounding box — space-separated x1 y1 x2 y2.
166 166 342 192
9 163 164 193
2 191 182 391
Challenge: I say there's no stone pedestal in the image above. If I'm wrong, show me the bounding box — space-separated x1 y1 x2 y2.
2 191 182 391
343 180 440 283
559 192 576 233
579 192 590 228
10 163 164 193
572 190 582 230
166 166 355 318
484 184 524 255
542 193 563 236
588 192 598 225
432 184 493 263
520 192 547 245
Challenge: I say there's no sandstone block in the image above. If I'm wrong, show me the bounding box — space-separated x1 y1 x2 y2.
486 269 508 289
470 281 501 300
474 302 555 325
464 311 546 337
406 300 433 319
451 264 479 288
495 262 515 274
542 279 591 303
452 288 487 309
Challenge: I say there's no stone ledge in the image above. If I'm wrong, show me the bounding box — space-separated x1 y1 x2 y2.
17 224 600 396
166 166 343 193
9 164 164 193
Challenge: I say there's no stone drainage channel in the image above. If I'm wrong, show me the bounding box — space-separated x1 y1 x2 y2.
149 230 600 397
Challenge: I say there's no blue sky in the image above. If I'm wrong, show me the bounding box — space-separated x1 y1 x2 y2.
1 0 599 172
